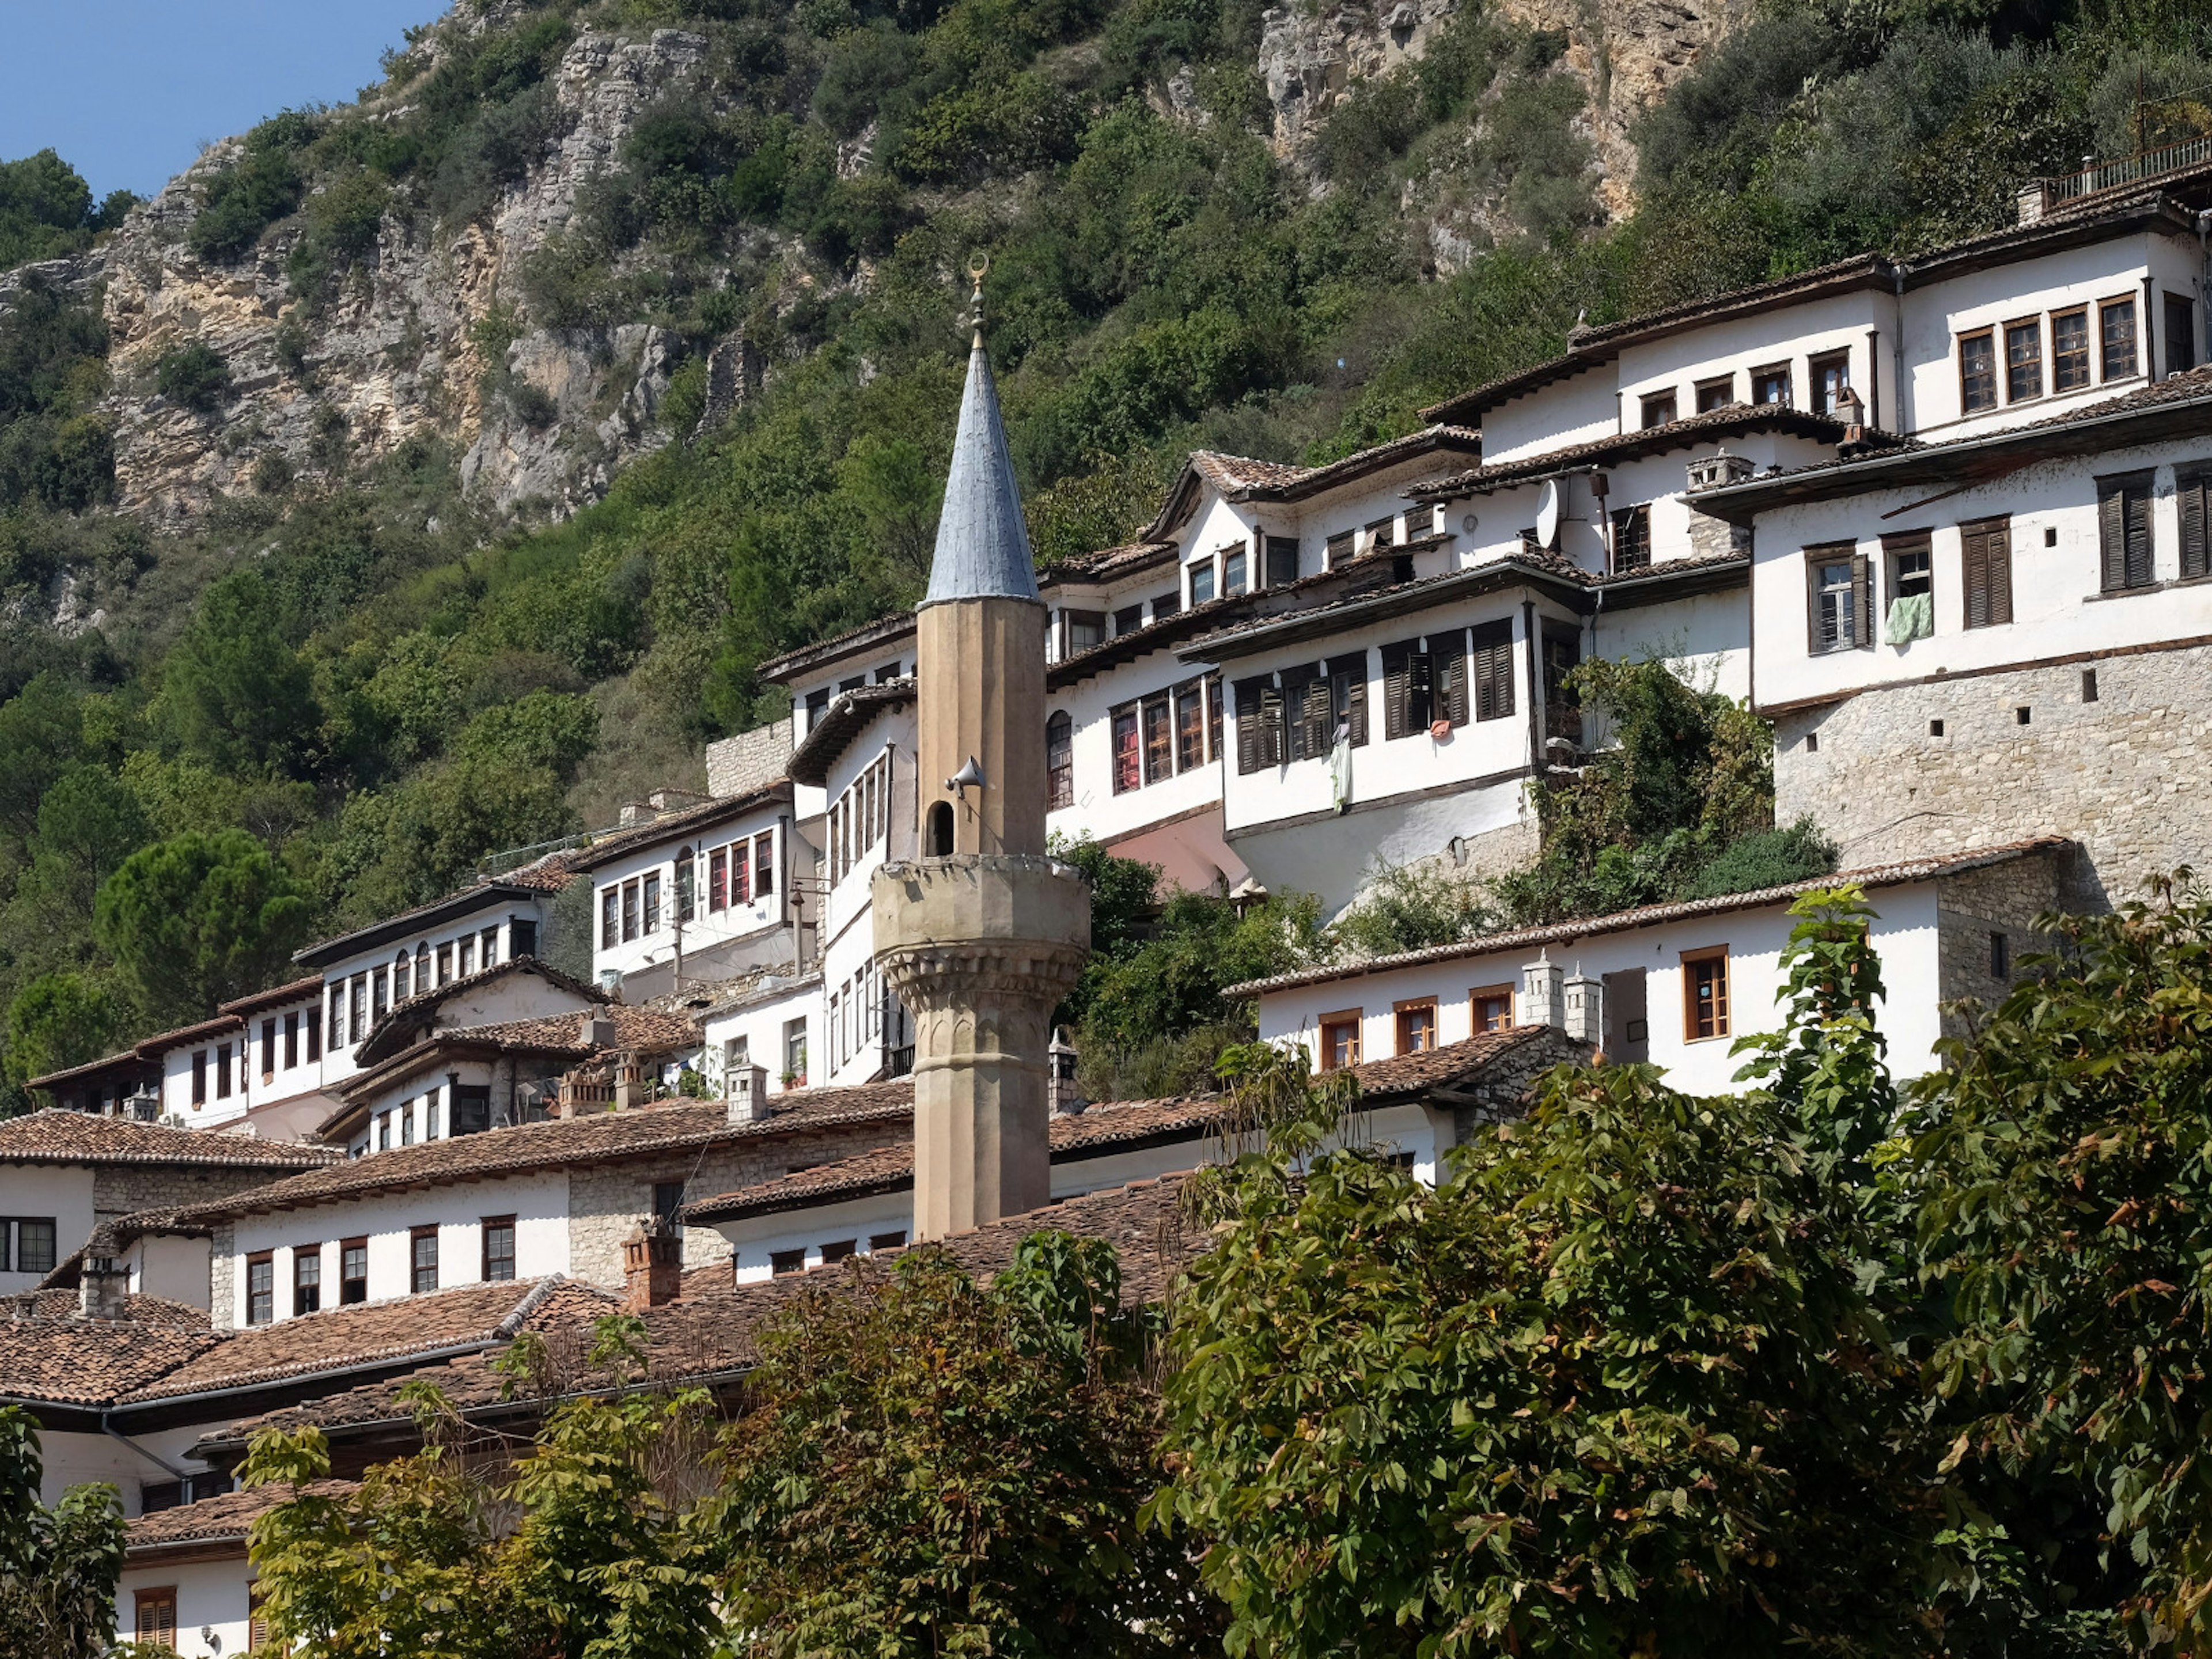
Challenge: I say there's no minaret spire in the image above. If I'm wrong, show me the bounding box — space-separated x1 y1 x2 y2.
926 256 1037 608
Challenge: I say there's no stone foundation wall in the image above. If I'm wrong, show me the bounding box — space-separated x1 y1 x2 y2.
92 1164 302 1220
565 1122 910 1290
1933 851 2066 1036
1775 643 2212 911
209 1224 236 1332
1449 1026 1589 1142
705 718 794 800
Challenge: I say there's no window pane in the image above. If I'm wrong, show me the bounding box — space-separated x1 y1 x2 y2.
17 1219 55 1277
2005 320 2041 402
1960 331 1997 412
2053 309 2090 391
2102 300 2137 380
1112 708 1141 794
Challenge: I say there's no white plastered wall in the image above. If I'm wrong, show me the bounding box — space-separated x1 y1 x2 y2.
0 1164 92 1293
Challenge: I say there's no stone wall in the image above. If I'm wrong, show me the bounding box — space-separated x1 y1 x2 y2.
1933 850 2066 1036
1448 1025 1589 1142
1775 643 2212 912
91 1164 306 1221
564 1120 910 1289
704 718 795 799
210 1224 236 1333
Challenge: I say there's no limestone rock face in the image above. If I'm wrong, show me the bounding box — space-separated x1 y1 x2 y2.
93 25 713 526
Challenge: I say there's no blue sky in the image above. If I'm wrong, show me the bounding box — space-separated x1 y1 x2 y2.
0 1 452 200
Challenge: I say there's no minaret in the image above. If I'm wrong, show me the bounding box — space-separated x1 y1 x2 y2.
872 266 1091 1240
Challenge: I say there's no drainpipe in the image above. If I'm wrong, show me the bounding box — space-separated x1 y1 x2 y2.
1892 267 1908 435
1521 599 1543 776
2198 210 2211 362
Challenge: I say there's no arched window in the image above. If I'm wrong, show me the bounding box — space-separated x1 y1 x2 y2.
927 800 956 858
1046 711 1073 810
392 950 412 1004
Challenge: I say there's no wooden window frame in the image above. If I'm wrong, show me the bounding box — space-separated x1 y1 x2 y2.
1639 389 1677 429
1611 502 1651 573
1264 535 1300 587
1694 374 1736 413
2097 469 2157 592
1804 543 1869 653
340 1235 369 1305
1233 676 1285 774
708 847 728 912
2176 461 2212 581
134 1585 178 1650
1750 361 1792 408
1393 997 1439 1057
1142 694 1175 785
1681 945 1731 1042
753 832 775 897
1959 516 2014 628
2167 290 2198 375
1469 983 1516 1033
482 1215 517 1283
1379 638 1433 740
771 1248 806 1278
1469 620 1513 722
1188 559 1217 605
410 1225 440 1296
1174 680 1206 772
1046 711 1074 809
245 1249 275 1326
2002 315 2043 403
1958 328 1998 414
2051 305 2090 392
2100 296 2139 382
1109 703 1141 794
293 1243 322 1317
1808 349 1851 415
1222 546 1249 597
1317 1009 1363 1072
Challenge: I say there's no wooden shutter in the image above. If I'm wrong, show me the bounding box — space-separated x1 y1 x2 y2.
1328 653 1369 746
1435 628 1471 725
137 1588 177 1649
1380 640 1412 740
1233 676 1269 775
1850 552 1872 646
1805 551 1824 652
1983 520 2012 624
2099 471 2155 590
1469 621 1513 721
1963 524 1990 628
2180 465 2211 579
1285 666 1330 760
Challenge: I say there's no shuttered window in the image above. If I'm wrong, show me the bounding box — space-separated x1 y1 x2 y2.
1233 676 1284 774
1435 630 1471 726
1469 620 1514 721
2177 463 2212 581
1327 653 1369 748
1285 665 1332 761
2097 471 2156 592
1380 638 1434 738
1959 517 2013 628
135 1587 178 1650
1804 543 1869 652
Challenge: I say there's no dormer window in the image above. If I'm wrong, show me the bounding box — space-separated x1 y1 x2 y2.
1189 560 1215 605
1751 363 1791 407
1223 547 1248 597
1810 351 1850 415
1695 375 1734 413
1639 391 1676 429
1062 611 1105 655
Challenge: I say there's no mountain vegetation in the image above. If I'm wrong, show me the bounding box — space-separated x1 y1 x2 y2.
2 0 2211 1108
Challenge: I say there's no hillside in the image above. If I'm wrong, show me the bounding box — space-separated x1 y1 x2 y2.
1 0 2207 1109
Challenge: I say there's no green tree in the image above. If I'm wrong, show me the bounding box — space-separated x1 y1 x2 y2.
1158 1034 1934 1658
158 569 319 775
17 763 151 929
0 673 84 844
0 1406 127 1659
712 1233 1211 1657
94 830 310 1024
152 341 233 411
2 971 127 1093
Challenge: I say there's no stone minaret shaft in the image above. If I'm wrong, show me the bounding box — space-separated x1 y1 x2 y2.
872 281 1090 1241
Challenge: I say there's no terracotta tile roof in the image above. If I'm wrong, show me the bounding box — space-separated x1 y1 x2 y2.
1 1289 209 1328
498 846 586 891
685 1096 1227 1223
1039 540 1179 586
1406 404 1862 501
755 612 920 686
446 1005 699 1054
203 1176 1199 1450
1224 838 2073 998
23 1047 159 1092
120 1276 619 1405
352 957 612 1067
564 782 794 875
0 1111 341 1170
1191 450 1309 493
172 1080 918 1222
217 975 326 1018
1344 1025 1561 1101
127 1480 358 1556
296 879 558 971
1182 428 1487 507
0 1312 223 1408
787 679 915 787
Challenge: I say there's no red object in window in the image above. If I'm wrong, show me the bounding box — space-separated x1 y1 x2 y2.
734 841 752 904
709 848 728 911
1112 708 1141 794
1429 719 1453 741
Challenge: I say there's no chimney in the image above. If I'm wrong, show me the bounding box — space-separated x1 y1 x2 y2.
1048 1029 1086 1116
1521 953 1564 1030
726 1062 771 1123
1562 970 1603 1046
622 1222 683 1312
2017 178 2052 225
580 1014 617 1049
79 1241 129 1320
1835 386 1866 446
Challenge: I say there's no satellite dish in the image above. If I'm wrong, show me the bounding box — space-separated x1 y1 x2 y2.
1534 479 1561 548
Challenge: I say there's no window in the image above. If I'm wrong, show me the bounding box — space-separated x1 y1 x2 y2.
1882 529 1933 642
1222 547 1249 596
643 872 662 934
371 967 389 1022
1175 681 1206 771
9 1218 56 1277
134 1587 177 1650
1188 559 1215 605
410 1226 439 1294
1207 676 1223 758
434 945 451 987
262 1018 276 1081
734 839 753 905
1611 503 1650 572
1471 619 1515 721
870 1230 907 1252
340 1237 368 1304
1683 946 1730 1040
483 1216 516 1282
2102 297 2138 380
805 688 830 732
2005 319 2042 402
1233 676 1285 774
456 936 475 978
1990 931 2011 979
351 975 369 1036
328 985 344 1051
1063 611 1105 655
2052 306 2090 391
1113 603 1143 636
1639 390 1677 429
755 832 775 896
246 1252 274 1325
1143 695 1174 784
394 951 413 1003
784 1017 806 1084
294 1245 321 1316
415 941 430 987
1395 999 1438 1055
250 1590 269 1656
1805 544 1869 652
2177 463 2212 581
653 1181 687 1225
1324 529 1355 569
875 660 902 681
377 1111 392 1152
1959 329 1997 412
306 1009 321 1063
284 1012 299 1070
1286 665 1330 762
675 855 695 924
621 881 639 943
483 925 499 967
1152 590 1181 620
1046 711 1074 809
2097 469 2156 592
1365 516 1397 553
1470 984 1515 1033
770 1248 807 1277
2168 291 2197 374
1319 1012 1361 1071
191 1049 207 1105
601 887 620 948
216 1042 233 1099
1380 638 1434 738
1810 350 1850 415
1695 374 1735 412
1960 517 2014 628
1328 653 1369 748
1751 362 1791 406
400 1099 418 1146
708 848 728 912
1265 535 1300 586
1111 704 1141 793
821 1238 857 1265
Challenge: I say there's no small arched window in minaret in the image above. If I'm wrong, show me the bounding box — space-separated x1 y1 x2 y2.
927 800 955 857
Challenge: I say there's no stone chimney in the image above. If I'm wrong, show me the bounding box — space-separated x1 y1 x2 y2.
1562 971 1603 1047
2017 178 2052 225
79 1234 129 1320
1048 1029 1086 1116
1521 953 1564 1030
872 263 1092 1241
622 1222 683 1312
581 1014 618 1049
726 1062 770 1123
1835 385 1866 446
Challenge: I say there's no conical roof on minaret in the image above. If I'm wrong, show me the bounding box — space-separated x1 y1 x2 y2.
924 324 1038 607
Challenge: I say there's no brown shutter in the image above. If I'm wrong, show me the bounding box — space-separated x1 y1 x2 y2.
1435 630 1469 725
1469 620 1514 721
1985 520 2012 624
1851 552 1872 647
2098 479 2127 592
2127 477 2154 588
1963 525 1990 628
1805 552 1824 652
2180 467 2210 579
1233 676 1268 775
1329 652 1369 746
1380 640 1412 740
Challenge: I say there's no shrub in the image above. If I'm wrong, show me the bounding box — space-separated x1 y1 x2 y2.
187 113 320 263
1332 860 1491 958
1690 817 1838 898
154 342 232 411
